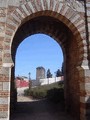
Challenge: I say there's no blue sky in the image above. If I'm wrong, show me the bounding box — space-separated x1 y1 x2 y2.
15 33 63 79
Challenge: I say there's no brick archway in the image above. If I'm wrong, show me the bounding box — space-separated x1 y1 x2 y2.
0 0 89 120
4 1 88 67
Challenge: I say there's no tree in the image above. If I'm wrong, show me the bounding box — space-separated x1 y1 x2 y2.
61 62 64 75
56 69 62 77
47 69 52 78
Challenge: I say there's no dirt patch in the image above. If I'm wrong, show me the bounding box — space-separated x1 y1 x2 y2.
11 95 74 120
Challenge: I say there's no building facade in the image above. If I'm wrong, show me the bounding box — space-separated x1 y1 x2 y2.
40 76 63 85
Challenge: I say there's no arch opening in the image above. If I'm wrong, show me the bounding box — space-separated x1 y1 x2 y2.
15 33 63 79
15 33 64 107
10 16 81 119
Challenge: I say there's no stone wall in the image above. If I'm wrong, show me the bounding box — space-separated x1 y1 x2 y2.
40 77 63 85
0 0 89 120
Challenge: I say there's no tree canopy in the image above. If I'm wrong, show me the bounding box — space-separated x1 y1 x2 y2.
56 69 62 77
47 69 52 78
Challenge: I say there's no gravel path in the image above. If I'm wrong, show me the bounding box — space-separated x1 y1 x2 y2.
17 96 37 102
11 96 74 120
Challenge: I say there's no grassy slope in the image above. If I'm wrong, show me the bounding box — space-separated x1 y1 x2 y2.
24 81 64 102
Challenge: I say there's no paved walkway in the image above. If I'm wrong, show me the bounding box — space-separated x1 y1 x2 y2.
11 96 74 120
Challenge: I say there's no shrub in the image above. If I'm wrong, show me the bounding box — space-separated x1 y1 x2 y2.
47 88 64 103
24 89 30 96
24 81 64 100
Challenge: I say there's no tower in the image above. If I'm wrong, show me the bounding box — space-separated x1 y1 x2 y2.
36 67 45 81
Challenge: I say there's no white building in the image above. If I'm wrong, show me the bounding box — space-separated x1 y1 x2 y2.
39 76 63 85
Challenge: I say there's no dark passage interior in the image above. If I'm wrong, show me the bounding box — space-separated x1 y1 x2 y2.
11 99 73 120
